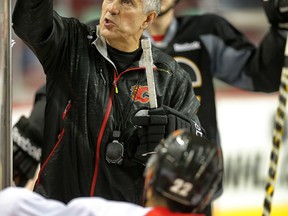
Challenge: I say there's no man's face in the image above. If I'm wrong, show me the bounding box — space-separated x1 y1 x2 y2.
100 0 148 44
160 0 176 13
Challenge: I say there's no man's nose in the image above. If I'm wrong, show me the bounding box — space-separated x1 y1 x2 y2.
108 1 120 15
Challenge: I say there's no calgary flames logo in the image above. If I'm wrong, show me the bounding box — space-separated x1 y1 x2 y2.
131 85 149 104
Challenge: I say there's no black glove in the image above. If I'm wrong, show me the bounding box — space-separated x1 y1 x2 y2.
13 85 45 186
263 0 288 30
13 116 42 187
132 105 203 164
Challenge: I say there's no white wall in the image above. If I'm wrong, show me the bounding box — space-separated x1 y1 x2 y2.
214 90 288 215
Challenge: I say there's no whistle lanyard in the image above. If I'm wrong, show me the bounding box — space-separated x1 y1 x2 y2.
113 71 144 140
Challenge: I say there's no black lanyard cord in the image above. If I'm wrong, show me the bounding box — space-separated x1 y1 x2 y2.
113 71 144 138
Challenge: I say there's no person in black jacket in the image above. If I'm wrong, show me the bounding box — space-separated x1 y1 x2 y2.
12 0 202 205
13 0 288 188
144 0 288 146
12 0 288 208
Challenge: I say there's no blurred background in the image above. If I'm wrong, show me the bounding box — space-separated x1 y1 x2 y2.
7 0 288 215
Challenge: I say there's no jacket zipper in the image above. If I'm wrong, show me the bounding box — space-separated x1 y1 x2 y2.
90 84 115 196
62 100 72 120
90 67 144 196
99 68 107 85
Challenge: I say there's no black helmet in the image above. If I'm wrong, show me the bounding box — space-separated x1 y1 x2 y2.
146 129 223 212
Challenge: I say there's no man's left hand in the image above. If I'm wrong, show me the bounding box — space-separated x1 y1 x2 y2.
131 105 198 164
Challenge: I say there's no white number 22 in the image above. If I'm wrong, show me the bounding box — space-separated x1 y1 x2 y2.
169 178 193 197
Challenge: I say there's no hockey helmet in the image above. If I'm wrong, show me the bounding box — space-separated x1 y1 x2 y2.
146 128 223 211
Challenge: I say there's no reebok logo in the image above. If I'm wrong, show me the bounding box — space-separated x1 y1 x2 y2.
173 41 201 52
13 127 42 161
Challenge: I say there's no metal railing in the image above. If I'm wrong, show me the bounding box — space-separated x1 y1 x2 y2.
0 0 12 190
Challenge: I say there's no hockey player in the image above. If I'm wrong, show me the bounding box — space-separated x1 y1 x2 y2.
0 129 223 216
144 0 288 146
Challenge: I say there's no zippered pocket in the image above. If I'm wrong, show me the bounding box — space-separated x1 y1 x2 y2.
62 100 72 120
36 128 65 185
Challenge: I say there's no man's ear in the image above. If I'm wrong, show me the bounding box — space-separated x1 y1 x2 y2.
142 11 158 29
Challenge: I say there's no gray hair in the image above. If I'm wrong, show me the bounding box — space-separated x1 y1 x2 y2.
142 0 161 15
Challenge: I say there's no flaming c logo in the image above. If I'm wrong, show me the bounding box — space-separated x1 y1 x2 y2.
131 85 149 104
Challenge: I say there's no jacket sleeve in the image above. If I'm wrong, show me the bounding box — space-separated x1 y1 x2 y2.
12 0 75 78
246 27 285 92
0 187 66 216
0 187 150 216
170 71 201 125
12 0 53 48
201 14 285 92
160 58 201 126
12 0 56 75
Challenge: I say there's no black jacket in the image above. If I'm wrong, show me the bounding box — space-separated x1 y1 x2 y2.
12 0 200 204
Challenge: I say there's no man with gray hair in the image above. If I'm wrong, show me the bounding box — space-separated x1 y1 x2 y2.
12 0 202 205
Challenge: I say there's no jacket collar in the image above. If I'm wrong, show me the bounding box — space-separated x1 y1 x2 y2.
92 25 156 69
